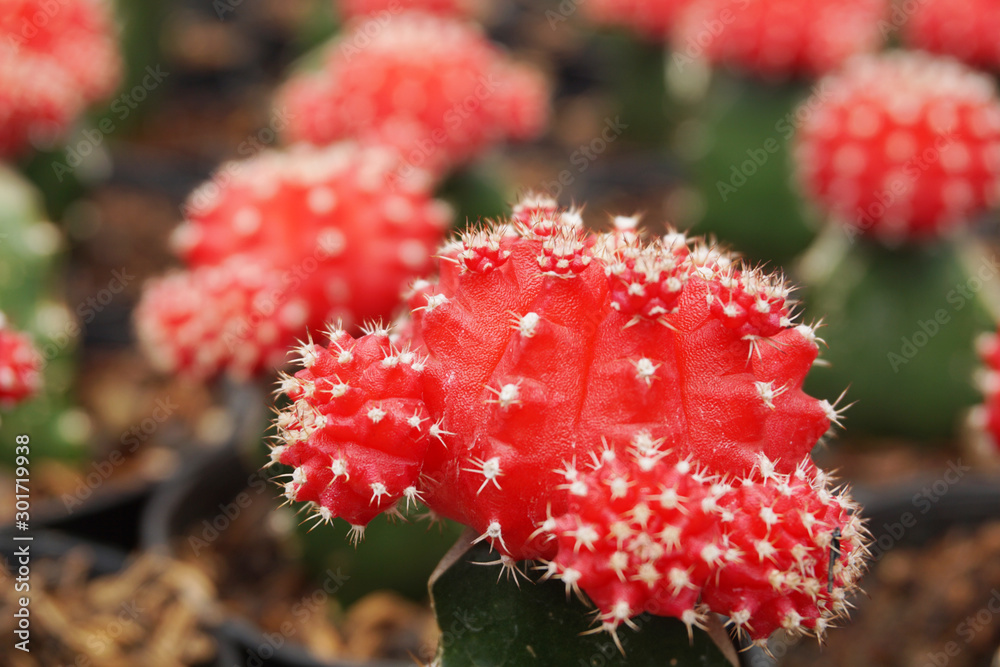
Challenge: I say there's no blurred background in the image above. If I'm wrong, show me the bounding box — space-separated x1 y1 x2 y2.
2 0 1000 665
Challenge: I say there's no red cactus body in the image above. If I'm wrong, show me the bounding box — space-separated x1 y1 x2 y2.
975 332 1000 453
135 144 452 380
272 195 865 644
582 0 695 41
336 0 472 19
276 13 549 176
672 0 887 79
904 0 1000 72
0 314 42 408
794 52 1000 243
0 0 121 157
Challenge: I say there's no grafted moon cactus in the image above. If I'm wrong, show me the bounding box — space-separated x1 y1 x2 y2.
335 0 473 19
672 0 887 79
135 143 451 380
581 0 695 41
0 0 121 157
0 313 41 409
903 0 1000 72
272 195 867 646
795 51 1000 243
276 13 549 176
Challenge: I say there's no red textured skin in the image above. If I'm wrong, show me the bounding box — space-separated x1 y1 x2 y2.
672 0 887 79
904 0 1000 72
336 0 472 19
795 53 1000 242
136 144 451 380
977 332 1000 453
583 0 695 41
276 14 549 175
549 455 863 640
273 197 859 642
277 330 430 526
0 317 41 408
0 0 120 157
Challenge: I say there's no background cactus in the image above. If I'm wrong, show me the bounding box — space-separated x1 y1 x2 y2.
0 165 87 460
795 52 1000 440
275 12 550 177
0 0 121 158
135 143 453 380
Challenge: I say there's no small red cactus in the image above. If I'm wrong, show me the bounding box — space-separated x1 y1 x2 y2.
336 0 473 20
272 195 865 644
135 144 452 380
276 13 549 175
582 0 695 41
672 0 887 79
0 313 42 409
794 52 1000 243
0 0 121 157
974 331 1000 454
904 0 1000 72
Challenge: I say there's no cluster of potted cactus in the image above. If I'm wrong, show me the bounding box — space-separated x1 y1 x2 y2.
9 0 1000 665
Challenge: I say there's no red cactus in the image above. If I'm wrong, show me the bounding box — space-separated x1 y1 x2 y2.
904 0 1000 72
672 0 887 79
276 13 549 176
794 52 1000 243
0 0 121 157
272 195 864 643
136 143 452 380
0 313 42 409
336 0 473 20
582 0 695 41
975 331 1000 454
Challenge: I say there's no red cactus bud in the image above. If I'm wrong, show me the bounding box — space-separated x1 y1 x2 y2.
136 144 452 380
0 313 42 408
547 451 865 645
583 0 695 41
276 14 549 175
904 0 1000 72
273 326 431 535
975 332 1000 453
0 0 121 157
336 0 473 20
672 0 887 79
794 52 1000 242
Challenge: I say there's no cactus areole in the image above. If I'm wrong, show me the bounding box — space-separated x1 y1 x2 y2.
272 196 868 646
